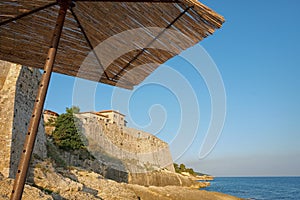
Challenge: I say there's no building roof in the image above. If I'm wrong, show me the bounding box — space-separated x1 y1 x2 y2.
96 110 125 116
43 109 59 116
78 111 108 118
93 112 109 118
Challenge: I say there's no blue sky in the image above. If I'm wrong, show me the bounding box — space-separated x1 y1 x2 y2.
45 0 300 176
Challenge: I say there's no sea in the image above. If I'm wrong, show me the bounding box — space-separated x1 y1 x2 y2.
201 177 300 200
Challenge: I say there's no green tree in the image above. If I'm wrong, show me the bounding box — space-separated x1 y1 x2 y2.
174 163 180 173
52 106 85 151
179 163 186 171
186 167 196 176
174 163 197 176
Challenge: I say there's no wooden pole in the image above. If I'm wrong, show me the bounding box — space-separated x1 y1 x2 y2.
10 1 70 199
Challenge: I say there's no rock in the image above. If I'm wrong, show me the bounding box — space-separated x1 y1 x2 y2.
128 170 209 188
196 175 214 181
0 161 242 200
32 161 83 194
0 172 3 181
69 169 138 200
125 184 243 200
0 178 53 200
68 167 241 200
30 161 101 200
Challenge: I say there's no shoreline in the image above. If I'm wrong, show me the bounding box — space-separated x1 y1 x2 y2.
0 162 242 200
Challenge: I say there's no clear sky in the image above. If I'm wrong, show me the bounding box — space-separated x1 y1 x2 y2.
45 0 300 176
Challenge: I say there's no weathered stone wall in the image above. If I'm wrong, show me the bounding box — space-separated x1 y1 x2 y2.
75 113 174 175
0 60 47 178
47 113 199 187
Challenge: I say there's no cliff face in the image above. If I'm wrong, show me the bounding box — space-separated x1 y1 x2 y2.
0 60 47 178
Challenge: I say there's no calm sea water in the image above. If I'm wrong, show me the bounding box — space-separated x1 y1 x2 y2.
202 177 300 200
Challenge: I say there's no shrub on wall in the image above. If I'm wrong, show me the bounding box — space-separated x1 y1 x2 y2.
52 106 86 151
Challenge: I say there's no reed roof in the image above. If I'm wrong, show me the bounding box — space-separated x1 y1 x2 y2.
0 0 224 89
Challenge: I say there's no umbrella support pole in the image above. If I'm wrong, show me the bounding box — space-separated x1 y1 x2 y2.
10 1 70 199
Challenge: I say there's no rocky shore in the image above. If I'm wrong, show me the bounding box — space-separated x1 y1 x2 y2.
196 175 214 181
0 160 242 200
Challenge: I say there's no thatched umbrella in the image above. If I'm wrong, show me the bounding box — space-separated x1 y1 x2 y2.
0 0 224 199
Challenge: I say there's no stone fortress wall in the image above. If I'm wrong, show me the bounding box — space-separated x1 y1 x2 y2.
0 60 47 178
75 113 175 173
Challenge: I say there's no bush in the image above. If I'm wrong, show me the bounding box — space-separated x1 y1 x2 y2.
173 163 197 176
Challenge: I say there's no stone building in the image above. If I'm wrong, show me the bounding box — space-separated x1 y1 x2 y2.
79 110 127 127
0 60 47 178
43 109 59 135
95 110 127 127
43 109 59 123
